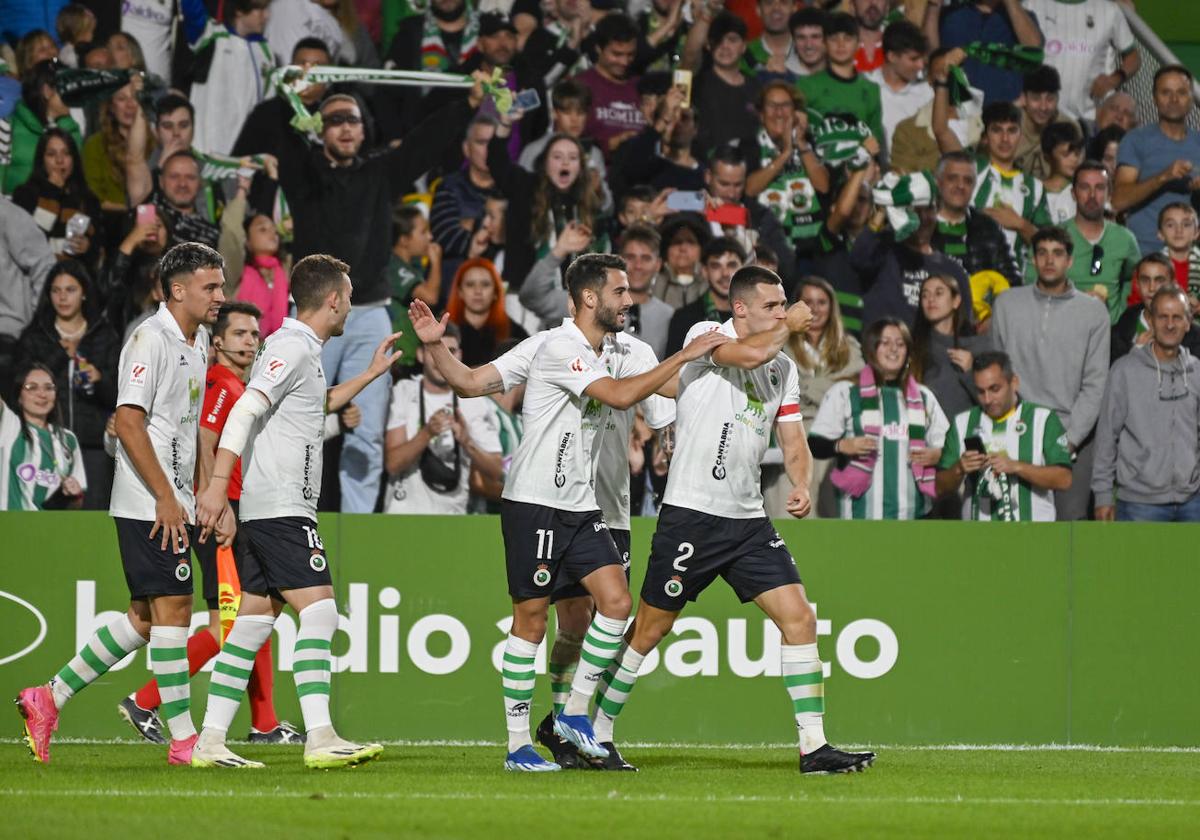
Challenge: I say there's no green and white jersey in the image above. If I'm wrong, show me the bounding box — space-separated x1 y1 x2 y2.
0 404 86 510
972 158 1051 274
753 129 824 247
810 380 949 520
188 16 275 155
939 401 1072 521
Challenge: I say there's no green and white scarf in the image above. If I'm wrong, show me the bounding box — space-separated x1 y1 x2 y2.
964 43 1045 75
420 6 479 73
755 128 821 243
872 170 937 241
812 114 872 171
963 402 1043 522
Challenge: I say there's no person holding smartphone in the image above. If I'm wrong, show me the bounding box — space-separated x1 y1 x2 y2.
935 350 1072 521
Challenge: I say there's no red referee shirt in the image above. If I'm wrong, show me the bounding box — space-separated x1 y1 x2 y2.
201 363 246 500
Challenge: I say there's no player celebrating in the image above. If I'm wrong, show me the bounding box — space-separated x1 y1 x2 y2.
16 243 229 765
192 255 399 769
411 254 727 771
411 304 675 771
591 265 877 774
118 302 301 745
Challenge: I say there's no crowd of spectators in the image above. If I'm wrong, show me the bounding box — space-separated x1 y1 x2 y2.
3 0 1200 523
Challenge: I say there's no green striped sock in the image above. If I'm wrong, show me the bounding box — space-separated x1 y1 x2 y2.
593 643 644 743
547 630 582 717
502 635 539 753
782 643 827 755
293 600 338 733
563 613 625 716
51 615 147 709
150 626 195 741
202 614 275 734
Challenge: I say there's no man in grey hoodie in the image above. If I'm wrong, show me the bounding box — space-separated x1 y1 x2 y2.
0 196 56 395
992 226 1110 520
1093 287 1200 521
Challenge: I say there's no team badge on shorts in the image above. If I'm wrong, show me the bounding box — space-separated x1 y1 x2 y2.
533 564 552 587
174 562 191 582
310 553 327 573
664 576 684 598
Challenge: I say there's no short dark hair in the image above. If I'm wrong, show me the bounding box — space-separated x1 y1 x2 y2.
1040 121 1083 158
392 205 426 242
214 301 262 338
155 92 194 121
882 20 927 57
1031 226 1073 256
753 242 779 269
702 236 747 265
708 142 746 169
593 12 639 49
291 254 350 312
1023 64 1061 95
1086 124 1125 161
1135 252 1173 277
982 101 1023 130
619 185 657 213
1157 201 1197 228
292 36 331 60
565 253 626 307
972 350 1014 378
1154 64 1194 91
729 265 783 302
159 242 224 299
707 11 747 47
789 8 825 33
233 0 270 14
1072 159 1108 188
551 77 591 111
823 11 859 39
618 224 661 254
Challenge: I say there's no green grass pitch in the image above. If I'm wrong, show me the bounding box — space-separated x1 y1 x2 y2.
2 740 1197 838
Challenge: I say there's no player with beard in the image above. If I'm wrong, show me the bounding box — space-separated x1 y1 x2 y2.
17 243 229 765
191 255 401 769
409 253 728 771
588 265 877 775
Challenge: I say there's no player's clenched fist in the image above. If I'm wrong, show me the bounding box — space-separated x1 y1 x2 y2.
785 300 813 333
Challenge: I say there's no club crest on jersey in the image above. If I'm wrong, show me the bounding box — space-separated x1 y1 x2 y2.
310 553 327 573
533 564 552 587
128 362 148 387
1013 421 1028 436
174 562 191 582
262 356 288 382
664 576 684 598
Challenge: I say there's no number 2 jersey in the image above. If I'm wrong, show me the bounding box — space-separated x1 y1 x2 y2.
663 319 803 519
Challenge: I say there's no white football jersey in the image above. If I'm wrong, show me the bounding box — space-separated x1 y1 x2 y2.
239 318 326 522
663 319 803 519
110 304 208 522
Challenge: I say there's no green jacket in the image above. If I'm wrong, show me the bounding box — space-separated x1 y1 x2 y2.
1 102 83 195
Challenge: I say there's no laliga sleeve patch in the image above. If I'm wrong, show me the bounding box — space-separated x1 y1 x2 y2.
262 356 288 382
128 362 149 387
568 356 587 373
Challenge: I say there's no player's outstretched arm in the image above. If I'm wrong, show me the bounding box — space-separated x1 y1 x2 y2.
327 332 404 412
409 300 507 397
585 330 729 411
711 301 812 370
776 419 813 519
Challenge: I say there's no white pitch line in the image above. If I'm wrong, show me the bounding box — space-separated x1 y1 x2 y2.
0 788 1197 808
3 738 1198 753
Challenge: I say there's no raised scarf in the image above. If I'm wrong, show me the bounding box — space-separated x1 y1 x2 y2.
830 366 935 499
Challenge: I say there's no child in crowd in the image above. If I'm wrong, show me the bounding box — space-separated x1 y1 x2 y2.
1146 202 1200 313
234 212 290 337
388 206 443 370
55 4 97 68
1040 122 1083 226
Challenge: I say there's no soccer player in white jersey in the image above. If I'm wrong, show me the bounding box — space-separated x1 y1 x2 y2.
592 265 877 774
410 253 727 771
412 309 674 770
191 254 400 769
16 243 228 765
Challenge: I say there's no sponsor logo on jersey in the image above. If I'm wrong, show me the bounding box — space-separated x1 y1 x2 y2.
553 432 572 488
262 356 288 382
170 436 184 489
128 362 148 388
592 521 609 532
743 380 766 418
178 354 188 367
15 463 60 489
302 444 315 500
711 421 733 480
533 564 552 587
